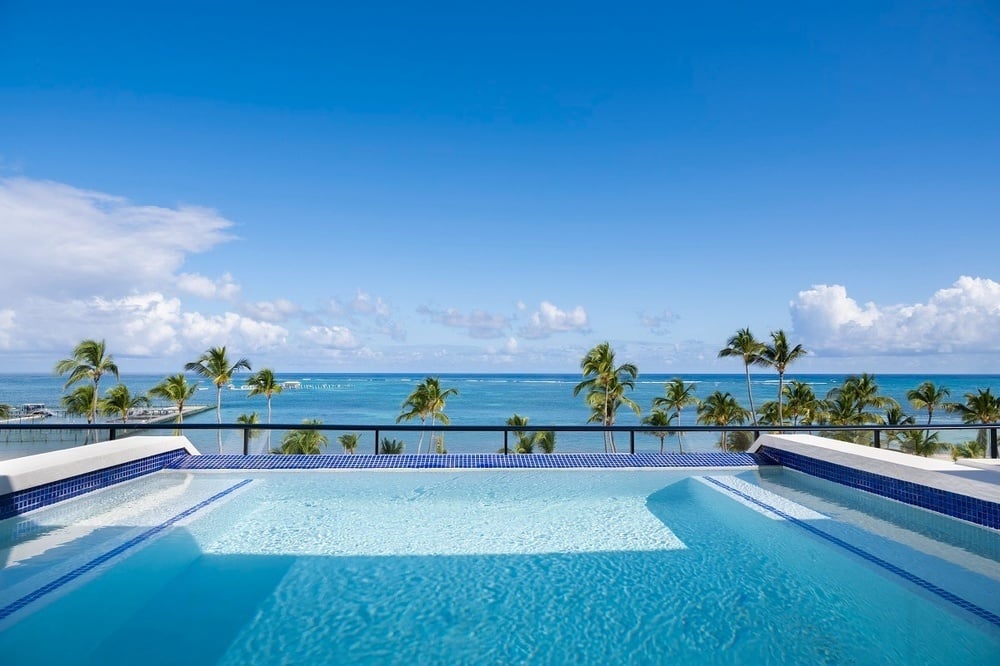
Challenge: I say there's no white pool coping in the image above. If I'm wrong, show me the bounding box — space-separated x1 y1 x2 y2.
750 433 1000 504
0 436 199 494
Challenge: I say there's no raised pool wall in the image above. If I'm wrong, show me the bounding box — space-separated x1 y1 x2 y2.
0 436 197 519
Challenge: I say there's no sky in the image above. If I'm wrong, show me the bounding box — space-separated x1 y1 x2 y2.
1 1 999 375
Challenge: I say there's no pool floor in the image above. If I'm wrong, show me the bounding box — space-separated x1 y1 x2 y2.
1 469 998 664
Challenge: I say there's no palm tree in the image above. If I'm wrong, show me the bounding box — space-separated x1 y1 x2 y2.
642 408 676 453
61 384 96 443
55 339 119 427
951 439 986 461
718 328 765 426
236 412 263 453
396 377 458 454
507 414 535 454
148 373 199 434
185 346 251 453
100 384 150 424
826 374 899 445
279 419 329 454
757 330 807 426
0 404 9 419
696 391 750 452
338 433 361 454
883 405 915 450
247 368 283 452
653 378 699 453
948 389 1000 455
907 381 951 425
574 342 639 453
898 429 943 457
380 437 405 454
535 430 556 454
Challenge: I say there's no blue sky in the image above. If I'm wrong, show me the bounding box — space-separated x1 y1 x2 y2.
1 1 999 374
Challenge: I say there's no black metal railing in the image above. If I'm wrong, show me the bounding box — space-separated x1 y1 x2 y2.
0 421 997 458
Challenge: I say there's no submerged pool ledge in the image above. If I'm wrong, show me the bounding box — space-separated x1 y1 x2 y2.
166 452 772 470
751 433 1000 529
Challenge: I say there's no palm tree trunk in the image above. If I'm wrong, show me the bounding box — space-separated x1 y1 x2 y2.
677 408 684 453
777 371 785 427
216 386 223 454
266 396 272 454
415 417 426 455
744 362 758 426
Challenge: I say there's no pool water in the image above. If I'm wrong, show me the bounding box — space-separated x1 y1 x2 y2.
1 469 998 664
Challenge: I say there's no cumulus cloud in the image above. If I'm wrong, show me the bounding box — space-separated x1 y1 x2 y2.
519 301 589 339
302 325 362 350
0 177 235 297
176 272 241 300
640 310 679 335
325 290 405 341
790 276 1000 355
417 305 511 339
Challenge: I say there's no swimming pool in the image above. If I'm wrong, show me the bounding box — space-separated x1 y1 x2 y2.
1 468 998 664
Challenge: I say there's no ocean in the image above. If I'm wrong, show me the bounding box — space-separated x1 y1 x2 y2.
2 373 998 458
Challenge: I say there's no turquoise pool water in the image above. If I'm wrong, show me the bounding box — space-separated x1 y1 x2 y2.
1 469 998 664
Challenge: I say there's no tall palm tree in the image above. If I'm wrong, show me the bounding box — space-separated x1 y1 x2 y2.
642 408 676 453
907 381 951 425
100 384 150 424
247 368 283 452
279 419 329 454
54 339 119 427
574 342 639 453
948 388 1000 455
883 405 915 450
149 373 199 434
397 377 458 454
718 328 765 426
757 330 807 426
696 391 750 452
653 378 699 453
185 346 251 453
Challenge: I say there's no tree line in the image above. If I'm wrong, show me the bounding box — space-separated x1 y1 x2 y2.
18 335 1000 459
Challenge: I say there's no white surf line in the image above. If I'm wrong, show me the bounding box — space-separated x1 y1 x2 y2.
696 476 829 521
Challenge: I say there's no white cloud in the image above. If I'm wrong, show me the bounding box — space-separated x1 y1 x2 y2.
244 298 300 323
0 177 235 298
303 325 361 350
519 301 589 339
505 337 519 354
417 305 510 339
790 276 1000 355
180 311 287 351
640 310 679 336
176 272 241 300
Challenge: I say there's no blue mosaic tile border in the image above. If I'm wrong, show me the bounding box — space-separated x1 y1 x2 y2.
0 449 189 520
703 476 1000 628
0 478 252 623
759 446 1000 530
167 452 772 470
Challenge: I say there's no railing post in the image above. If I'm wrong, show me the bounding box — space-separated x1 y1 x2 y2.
504 429 509 455
243 427 249 455
630 430 635 454
374 429 380 455
109 428 116 441
873 429 881 449
991 428 998 459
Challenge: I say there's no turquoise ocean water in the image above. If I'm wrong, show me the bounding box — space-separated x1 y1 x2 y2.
2 373 999 457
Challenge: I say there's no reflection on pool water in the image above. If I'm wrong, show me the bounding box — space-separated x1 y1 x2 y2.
1 469 998 664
